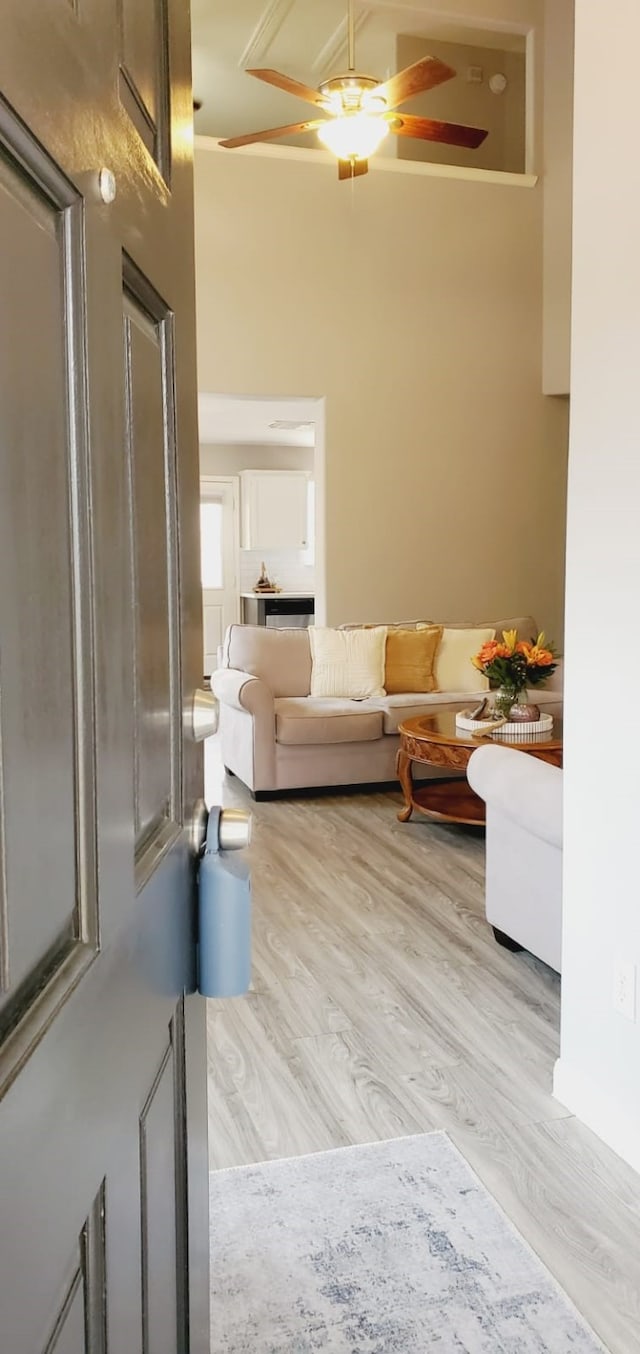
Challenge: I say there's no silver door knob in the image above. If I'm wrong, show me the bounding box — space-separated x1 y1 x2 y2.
191 687 219 741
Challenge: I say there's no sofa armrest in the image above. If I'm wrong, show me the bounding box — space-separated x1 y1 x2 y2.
212 668 276 791
212 668 274 717
467 745 562 849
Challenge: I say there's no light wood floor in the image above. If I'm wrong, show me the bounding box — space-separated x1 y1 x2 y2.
204 742 640 1354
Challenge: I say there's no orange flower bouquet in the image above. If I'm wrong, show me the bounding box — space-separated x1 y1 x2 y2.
471 629 558 716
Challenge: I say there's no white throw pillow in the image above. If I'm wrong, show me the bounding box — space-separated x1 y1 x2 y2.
309 626 387 699
432 627 495 693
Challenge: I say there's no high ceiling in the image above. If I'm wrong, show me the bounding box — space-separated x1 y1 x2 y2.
191 0 528 143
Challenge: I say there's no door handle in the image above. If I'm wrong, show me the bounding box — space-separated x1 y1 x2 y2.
191 687 219 741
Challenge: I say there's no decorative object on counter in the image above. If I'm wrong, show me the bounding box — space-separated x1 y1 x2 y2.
471 629 558 718
253 562 281 594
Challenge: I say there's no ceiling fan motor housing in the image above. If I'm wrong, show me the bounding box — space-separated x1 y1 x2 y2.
318 73 386 114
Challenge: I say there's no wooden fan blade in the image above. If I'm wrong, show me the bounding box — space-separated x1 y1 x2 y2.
371 57 455 111
390 113 488 149
247 68 327 109
219 119 325 149
338 158 369 180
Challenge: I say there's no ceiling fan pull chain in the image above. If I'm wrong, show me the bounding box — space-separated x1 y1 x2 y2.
347 0 355 73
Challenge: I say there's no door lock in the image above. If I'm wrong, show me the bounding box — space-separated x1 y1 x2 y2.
189 801 252 856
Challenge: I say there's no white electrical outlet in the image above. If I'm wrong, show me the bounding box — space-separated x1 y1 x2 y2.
613 961 636 1020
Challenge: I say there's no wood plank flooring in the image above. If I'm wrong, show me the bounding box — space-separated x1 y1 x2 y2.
204 741 640 1354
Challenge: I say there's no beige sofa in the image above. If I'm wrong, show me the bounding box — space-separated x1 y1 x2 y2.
212 616 560 795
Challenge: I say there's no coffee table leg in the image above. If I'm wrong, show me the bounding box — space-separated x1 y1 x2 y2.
396 749 414 821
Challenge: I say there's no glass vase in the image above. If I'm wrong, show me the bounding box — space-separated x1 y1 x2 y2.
493 684 524 718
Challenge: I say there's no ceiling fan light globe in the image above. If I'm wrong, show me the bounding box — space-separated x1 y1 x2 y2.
317 113 389 161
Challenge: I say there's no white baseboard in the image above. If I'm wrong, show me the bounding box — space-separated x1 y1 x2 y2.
553 1058 640 1175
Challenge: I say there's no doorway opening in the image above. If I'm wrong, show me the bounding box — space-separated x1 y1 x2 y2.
198 393 326 681
200 476 240 679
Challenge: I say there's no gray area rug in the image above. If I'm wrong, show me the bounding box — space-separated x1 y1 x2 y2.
210 1131 606 1353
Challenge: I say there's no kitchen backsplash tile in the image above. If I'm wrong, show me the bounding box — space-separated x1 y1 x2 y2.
240 549 315 594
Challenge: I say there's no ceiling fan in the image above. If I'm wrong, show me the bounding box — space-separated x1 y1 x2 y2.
219 0 488 180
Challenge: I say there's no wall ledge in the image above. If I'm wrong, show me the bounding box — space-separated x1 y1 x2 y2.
554 1057 640 1175
195 135 538 189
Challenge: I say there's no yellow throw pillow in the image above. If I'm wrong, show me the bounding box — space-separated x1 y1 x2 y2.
309 626 387 699
431 626 496 693
384 626 443 694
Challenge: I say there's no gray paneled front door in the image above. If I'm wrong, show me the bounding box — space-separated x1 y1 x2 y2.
0 2 209 1350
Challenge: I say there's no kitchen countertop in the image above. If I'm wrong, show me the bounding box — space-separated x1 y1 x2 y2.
239 591 315 599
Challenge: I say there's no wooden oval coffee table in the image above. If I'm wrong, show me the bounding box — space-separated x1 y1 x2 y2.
396 707 563 826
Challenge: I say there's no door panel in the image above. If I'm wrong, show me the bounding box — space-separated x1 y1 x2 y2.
0 100 97 1053
140 1023 184 1354
123 271 179 849
118 0 170 174
0 169 77 989
0 0 209 1348
44 1185 107 1354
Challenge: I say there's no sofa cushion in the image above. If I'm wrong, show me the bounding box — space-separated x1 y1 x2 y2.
384 625 443 694
275 698 384 745
432 627 495 693
376 690 490 734
223 624 311 698
309 627 387 699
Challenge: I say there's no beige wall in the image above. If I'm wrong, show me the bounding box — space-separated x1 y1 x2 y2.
195 145 568 638
395 34 526 174
200 443 314 476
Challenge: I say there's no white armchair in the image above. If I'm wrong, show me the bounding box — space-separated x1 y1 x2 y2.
467 745 563 972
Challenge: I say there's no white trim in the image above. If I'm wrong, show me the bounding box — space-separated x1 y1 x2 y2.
195 135 538 189
199 474 241 625
363 1 531 46
237 0 296 69
553 1058 640 1175
524 27 537 175
312 399 326 627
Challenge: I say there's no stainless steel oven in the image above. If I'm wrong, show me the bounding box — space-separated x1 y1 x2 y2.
263 596 314 628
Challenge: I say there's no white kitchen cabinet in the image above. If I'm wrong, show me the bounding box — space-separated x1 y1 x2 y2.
240 470 310 550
